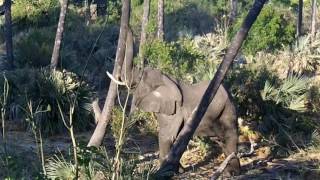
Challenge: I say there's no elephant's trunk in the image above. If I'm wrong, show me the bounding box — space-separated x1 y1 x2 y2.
121 28 134 86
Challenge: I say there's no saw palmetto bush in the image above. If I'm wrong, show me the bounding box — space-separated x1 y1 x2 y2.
259 75 316 150
45 145 153 179
261 75 309 112
0 68 93 136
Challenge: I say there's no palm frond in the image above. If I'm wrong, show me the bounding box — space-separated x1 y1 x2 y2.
45 155 75 180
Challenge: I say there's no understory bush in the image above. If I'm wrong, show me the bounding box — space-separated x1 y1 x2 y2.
12 0 59 29
45 146 154 180
0 68 94 136
230 5 295 54
15 28 56 68
144 38 205 82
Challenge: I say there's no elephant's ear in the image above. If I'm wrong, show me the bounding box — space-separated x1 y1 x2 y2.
138 75 182 115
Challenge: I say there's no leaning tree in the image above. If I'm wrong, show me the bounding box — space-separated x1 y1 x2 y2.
88 0 131 147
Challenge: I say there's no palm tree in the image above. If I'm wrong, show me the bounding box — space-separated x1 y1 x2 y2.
139 0 150 64
157 0 164 40
4 0 13 69
311 0 317 41
297 0 303 39
50 0 69 70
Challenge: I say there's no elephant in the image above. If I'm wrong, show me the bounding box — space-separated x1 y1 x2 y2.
131 68 240 176
110 29 240 177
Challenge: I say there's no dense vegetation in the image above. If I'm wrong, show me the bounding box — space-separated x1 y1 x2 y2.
0 0 319 179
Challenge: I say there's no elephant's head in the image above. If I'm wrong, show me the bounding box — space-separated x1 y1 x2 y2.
118 29 182 115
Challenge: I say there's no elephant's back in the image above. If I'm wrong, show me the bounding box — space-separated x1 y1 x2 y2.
181 81 229 110
181 81 233 136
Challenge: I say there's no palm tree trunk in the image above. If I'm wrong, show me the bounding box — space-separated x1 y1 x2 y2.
229 0 238 24
139 0 150 63
156 0 268 177
157 0 164 40
297 0 303 38
88 0 131 147
4 0 13 69
85 0 91 25
97 0 107 17
50 0 68 70
311 0 317 41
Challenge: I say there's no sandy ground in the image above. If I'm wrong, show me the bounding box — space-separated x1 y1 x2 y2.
1 129 320 179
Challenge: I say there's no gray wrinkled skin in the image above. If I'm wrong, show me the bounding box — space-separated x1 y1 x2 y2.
131 67 240 176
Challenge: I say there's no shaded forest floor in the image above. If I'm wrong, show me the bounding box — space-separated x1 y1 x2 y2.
1 127 320 179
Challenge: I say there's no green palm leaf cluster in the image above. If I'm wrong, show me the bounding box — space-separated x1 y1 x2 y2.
46 155 76 180
261 75 309 112
0 68 94 136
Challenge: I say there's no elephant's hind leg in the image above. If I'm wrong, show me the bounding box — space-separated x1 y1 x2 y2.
219 100 240 177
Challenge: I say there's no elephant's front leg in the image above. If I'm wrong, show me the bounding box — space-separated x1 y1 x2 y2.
158 130 172 164
220 102 241 177
157 113 184 173
158 131 184 173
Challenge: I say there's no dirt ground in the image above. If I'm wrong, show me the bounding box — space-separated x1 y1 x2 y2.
1 129 320 180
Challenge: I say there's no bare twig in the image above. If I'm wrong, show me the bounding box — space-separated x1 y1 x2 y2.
57 101 79 178
211 152 236 180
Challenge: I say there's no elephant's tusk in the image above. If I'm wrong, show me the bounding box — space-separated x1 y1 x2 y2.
106 71 126 86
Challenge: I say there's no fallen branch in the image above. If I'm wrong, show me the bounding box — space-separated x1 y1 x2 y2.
211 152 236 180
239 138 257 158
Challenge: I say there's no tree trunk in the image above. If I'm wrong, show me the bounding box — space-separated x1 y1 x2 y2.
297 0 303 38
85 0 91 25
97 0 107 17
88 0 131 147
157 0 164 40
229 0 238 24
0 5 5 15
156 0 268 176
4 0 13 69
139 0 150 64
311 0 317 41
50 0 68 70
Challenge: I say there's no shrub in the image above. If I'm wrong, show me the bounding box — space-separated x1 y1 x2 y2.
131 110 158 136
15 28 55 68
261 75 309 112
230 5 295 54
144 38 205 82
0 68 94 136
45 146 153 180
12 0 59 29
